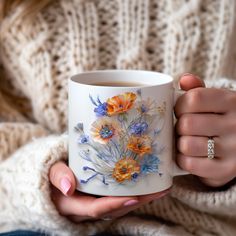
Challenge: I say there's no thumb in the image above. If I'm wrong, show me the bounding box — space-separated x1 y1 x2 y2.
179 73 205 91
49 161 76 196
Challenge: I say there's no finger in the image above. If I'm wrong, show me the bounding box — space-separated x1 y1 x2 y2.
199 177 234 188
54 190 139 218
176 113 223 136
67 215 95 223
87 195 139 218
114 188 171 218
177 136 222 157
49 161 76 196
138 188 171 202
68 190 171 221
52 189 96 216
176 154 236 180
179 73 205 90
100 188 171 220
175 88 231 117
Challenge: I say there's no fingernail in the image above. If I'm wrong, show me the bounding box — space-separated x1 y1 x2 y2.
181 73 201 80
181 73 194 77
123 199 139 207
60 177 71 195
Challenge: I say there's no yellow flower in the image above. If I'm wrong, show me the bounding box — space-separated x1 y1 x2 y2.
91 117 120 144
106 92 136 116
112 158 140 183
127 135 152 155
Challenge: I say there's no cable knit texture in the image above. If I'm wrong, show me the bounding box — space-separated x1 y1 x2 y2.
0 0 236 235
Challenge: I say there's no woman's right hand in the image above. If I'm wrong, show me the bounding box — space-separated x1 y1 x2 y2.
49 161 170 222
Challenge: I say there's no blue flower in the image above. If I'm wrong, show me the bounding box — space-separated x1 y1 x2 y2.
129 122 148 135
140 154 160 174
140 104 148 113
137 89 142 96
99 125 114 139
89 95 108 117
131 172 139 180
78 135 89 144
94 103 108 117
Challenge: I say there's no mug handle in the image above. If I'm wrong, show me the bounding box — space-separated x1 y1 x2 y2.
172 90 189 176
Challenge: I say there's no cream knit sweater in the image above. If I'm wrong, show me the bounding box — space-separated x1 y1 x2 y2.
0 0 236 235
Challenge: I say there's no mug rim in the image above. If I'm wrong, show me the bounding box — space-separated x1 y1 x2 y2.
70 70 173 89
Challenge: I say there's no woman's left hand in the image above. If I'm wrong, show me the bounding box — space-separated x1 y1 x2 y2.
175 74 236 187
49 161 170 222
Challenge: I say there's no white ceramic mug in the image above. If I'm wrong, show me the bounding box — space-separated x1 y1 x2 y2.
69 70 188 196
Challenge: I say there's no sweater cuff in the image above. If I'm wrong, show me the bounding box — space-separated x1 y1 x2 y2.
205 77 236 90
0 134 108 235
172 175 236 217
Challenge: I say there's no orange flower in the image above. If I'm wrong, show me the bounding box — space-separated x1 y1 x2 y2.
127 135 152 155
91 117 120 144
106 92 137 116
112 158 140 183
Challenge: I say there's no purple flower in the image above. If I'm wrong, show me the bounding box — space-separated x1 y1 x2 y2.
94 103 108 117
89 95 108 117
129 122 148 135
131 172 139 180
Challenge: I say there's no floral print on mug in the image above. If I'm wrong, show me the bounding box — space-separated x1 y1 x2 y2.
74 90 166 185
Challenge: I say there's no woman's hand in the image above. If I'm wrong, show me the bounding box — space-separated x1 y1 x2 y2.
175 74 236 187
49 161 169 222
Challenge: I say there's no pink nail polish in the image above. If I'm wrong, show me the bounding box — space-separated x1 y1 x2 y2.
123 199 139 207
60 177 71 195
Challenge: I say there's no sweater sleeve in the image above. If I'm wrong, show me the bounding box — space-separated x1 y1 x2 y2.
0 134 108 235
0 81 108 235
